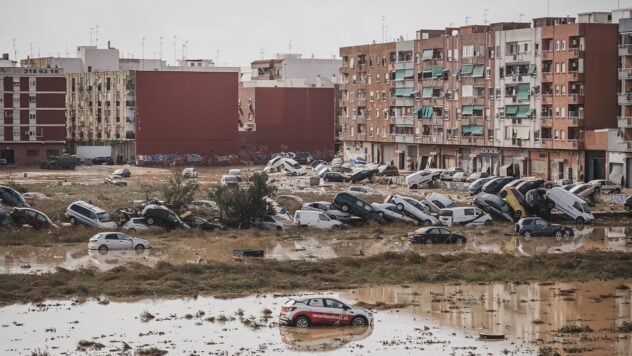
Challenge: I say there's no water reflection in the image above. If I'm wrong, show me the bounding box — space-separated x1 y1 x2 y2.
279 326 373 352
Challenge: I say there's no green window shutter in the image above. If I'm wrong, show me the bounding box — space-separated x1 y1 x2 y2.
516 84 530 101
505 105 518 116
471 65 485 78
516 105 532 119
422 87 433 98
462 105 474 116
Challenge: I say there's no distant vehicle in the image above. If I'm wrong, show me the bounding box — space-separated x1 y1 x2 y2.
282 158 307 176
525 188 555 217
105 175 127 186
264 156 285 173
182 215 223 231
220 175 240 186
547 187 594 223
451 172 468 182
515 217 574 238
228 169 242 180
408 227 466 244
316 164 331 177
256 215 288 230
11 207 57 229
142 204 190 229
505 179 525 190
92 156 114 165
440 167 464 181
65 201 117 228
113 168 131 178
88 232 151 253
0 185 29 207
438 207 492 227
0 206 14 227
350 169 379 183
187 200 219 214
294 210 343 229
350 156 367 165
377 165 399 176
387 195 439 226
182 167 198 178
569 183 599 201
370 203 417 224
544 179 573 189
301 201 350 221
22 192 48 203
587 179 621 194
347 186 378 195
468 176 496 195
474 193 516 223
561 183 578 191
500 186 529 218
466 171 489 182
516 179 544 196
332 192 386 223
423 192 455 214
481 177 515 195
322 172 349 183
121 217 155 232
279 297 373 328
310 160 326 169
405 170 434 189
40 155 77 169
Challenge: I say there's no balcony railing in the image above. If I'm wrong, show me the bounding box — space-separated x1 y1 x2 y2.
569 116 584 126
393 133 414 143
420 135 444 144
394 116 415 127
618 116 632 128
620 69 632 80
542 94 553 104
357 133 366 141
619 93 632 105
568 93 584 104
567 139 584 149
619 45 632 56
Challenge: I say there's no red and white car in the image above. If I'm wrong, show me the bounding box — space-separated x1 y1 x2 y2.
279 297 374 328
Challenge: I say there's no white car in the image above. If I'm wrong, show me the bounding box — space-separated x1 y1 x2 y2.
569 184 599 200
587 179 621 194
439 207 492 227
301 201 351 221
88 232 151 253
220 175 240 186
547 187 594 223
105 175 127 186
294 210 343 229
188 200 219 214
279 297 373 328
387 195 439 226
121 217 156 233
182 167 198 178
347 186 378 195
371 203 417 224
423 192 455 214
451 172 467 182
405 170 434 189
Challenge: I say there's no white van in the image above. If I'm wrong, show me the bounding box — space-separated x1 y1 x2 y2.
439 207 492 227
294 210 342 229
220 175 239 186
405 170 434 189
547 187 594 223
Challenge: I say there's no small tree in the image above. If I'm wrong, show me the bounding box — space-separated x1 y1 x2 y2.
161 169 199 212
209 172 277 227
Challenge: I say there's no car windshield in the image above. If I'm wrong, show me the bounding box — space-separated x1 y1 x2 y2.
97 212 112 222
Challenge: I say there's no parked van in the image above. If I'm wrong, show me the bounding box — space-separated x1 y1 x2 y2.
405 170 434 189
439 207 492 227
547 187 594 223
294 210 343 229
65 201 117 228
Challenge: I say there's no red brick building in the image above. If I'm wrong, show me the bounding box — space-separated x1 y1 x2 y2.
1 67 66 165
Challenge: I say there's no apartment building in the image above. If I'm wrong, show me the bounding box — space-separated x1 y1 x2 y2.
250 53 342 86
1 66 66 165
339 16 618 181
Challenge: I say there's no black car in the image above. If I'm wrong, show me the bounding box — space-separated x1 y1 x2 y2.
322 172 350 183
625 196 632 211
350 169 379 183
113 168 131 178
0 185 29 207
408 227 466 244
481 176 515 195
474 192 515 222
515 217 574 238
525 188 554 217
332 192 386 224
92 156 115 165
516 179 545 196
377 165 399 177
182 215 222 231
142 204 190 230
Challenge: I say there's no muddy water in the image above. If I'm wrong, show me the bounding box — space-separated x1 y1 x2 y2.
2 226 631 274
1 280 630 355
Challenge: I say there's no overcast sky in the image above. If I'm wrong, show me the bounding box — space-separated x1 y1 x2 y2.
1 0 629 67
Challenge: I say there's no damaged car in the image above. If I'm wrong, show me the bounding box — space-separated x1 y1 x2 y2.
11 207 58 229
423 192 455 214
474 193 516 223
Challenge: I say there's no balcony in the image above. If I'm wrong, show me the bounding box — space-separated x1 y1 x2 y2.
541 116 553 126
357 133 366 141
619 92 632 105
619 116 632 128
541 50 554 60
394 79 415 88
541 71 553 82
542 94 553 104
395 116 415 127
568 117 584 126
619 69 632 80
393 133 414 143
391 97 415 107
567 139 584 149
394 61 414 70
540 138 553 148
420 135 444 144
568 48 584 58
567 71 584 81
568 93 584 104
619 45 632 56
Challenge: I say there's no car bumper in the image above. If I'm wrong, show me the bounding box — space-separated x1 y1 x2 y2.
278 316 293 326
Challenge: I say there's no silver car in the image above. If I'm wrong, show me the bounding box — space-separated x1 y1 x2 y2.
587 179 622 194
88 232 151 253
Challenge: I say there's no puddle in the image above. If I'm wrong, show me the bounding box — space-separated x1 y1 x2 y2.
1 280 630 355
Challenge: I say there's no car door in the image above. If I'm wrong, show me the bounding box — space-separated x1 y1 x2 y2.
104 233 119 249
117 233 133 249
306 298 325 325
437 228 451 243
533 219 548 236
322 298 352 325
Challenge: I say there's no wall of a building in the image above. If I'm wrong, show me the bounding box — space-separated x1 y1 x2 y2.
134 71 239 157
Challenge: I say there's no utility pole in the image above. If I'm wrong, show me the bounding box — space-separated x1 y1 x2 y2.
483 9 490 25
288 40 292 55
141 37 146 69
173 35 177 66
29 43 33 58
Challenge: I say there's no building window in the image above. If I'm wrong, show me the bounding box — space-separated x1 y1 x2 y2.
46 149 60 157
561 62 566 73
561 130 566 140
488 129 494 140
561 40 566 50
555 63 560 73
534 130 540 142
555 41 560 51
554 129 559 140
485 67 491 79
561 85 566 95
29 113 36 119
376 73 380 81
555 85 560 96
555 107 560 117
29 95 36 103
523 43 529 53
26 149 39 157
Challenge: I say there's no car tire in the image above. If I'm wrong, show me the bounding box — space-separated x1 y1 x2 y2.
484 220 492 226
341 204 350 212
423 220 432 226
146 217 155 225
69 216 77 225
563 229 571 237
546 201 555 209
522 231 532 238
98 245 108 253
351 316 368 327
396 203 404 211
410 184 418 189
515 210 522 218
276 226 283 231
378 212 385 219
135 244 145 252
576 217 585 224
294 315 310 328
424 238 432 245
555 230 563 240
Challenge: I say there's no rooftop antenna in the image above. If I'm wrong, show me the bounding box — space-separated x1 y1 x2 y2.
260 47 265 59
159 36 164 60
141 37 146 69
181 40 188 61
173 35 177 65
519 13 525 22
381 15 386 42
288 40 292 55
29 42 33 58
547 0 550 17
216 49 220 66
94 25 100 47
465 15 471 25
12 38 17 61
483 9 490 25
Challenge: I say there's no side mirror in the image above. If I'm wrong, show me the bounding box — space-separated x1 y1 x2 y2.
343 305 351 311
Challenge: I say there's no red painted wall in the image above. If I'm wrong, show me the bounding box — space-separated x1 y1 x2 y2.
36 93 65 108
35 77 65 91
238 87 334 158
134 71 238 156
36 110 65 125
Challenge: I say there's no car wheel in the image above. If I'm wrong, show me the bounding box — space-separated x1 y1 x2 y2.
546 201 555 209
523 231 532 238
146 217 155 225
98 245 108 253
378 212 385 219
515 210 522 218
500 191 507 198
423 220 432 226
555 230 563 240
456 236 465 244
341 204 350 212
576 217 585 225
424 238 432 245
396 203 404 211
410 184 418 189
484 220 492 226
69 217 77 225
563 229 571 237
351 316 368 327
135 244 145 252
294 315 310 328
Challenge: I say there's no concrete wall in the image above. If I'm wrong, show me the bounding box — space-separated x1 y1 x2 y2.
77 46 119 72
282 58 342 86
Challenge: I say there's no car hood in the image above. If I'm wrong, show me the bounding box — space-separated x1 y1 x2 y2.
131 238 150 245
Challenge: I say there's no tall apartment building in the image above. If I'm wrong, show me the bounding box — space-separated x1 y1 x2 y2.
339 16 618 181
1 66 66 165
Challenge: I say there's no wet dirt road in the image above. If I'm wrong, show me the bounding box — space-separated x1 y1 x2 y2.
1 280 631 355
